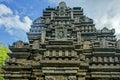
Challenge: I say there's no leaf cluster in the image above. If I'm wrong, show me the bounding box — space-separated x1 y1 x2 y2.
0 43 9 80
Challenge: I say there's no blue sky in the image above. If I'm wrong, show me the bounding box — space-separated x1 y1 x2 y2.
0 0 120 46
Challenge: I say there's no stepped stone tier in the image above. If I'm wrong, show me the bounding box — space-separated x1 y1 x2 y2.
2 2 120 80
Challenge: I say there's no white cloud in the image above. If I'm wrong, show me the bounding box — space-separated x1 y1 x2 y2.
0 4 32 41
48 0 120 39
95 14 120 34
94 1 120 38
0 4 13 16
0 15 32 32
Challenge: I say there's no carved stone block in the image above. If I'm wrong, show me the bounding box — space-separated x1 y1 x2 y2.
45 76 54 80
68 76 77 80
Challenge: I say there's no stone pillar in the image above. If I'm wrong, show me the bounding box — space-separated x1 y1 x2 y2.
41 28 46 44
86 58 90 63
104 57 108 62
71 9 73 19
92 57 97 62
59 50 62 56
52 50 56 56
65 50 68 56
77 31 81 45
51 11 54 20
71 50 74 56
109 57 113 62
98 57 102 62
46 51 50 56
115 57 119 62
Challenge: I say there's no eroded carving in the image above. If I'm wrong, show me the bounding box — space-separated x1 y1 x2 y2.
33 40 39 49
68 76 77 80
45 76 54 80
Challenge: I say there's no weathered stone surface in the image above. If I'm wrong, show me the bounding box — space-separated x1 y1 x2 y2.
2 1 120 80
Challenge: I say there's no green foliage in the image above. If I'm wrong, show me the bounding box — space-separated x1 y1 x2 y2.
0 76 4 80
0 43 9 80
0 43 9 65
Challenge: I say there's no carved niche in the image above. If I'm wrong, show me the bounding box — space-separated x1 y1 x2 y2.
55 25 67 40
45 18 50 24
83 41 91 49
32 40 39 49
100 38 108 48
33 53 41 61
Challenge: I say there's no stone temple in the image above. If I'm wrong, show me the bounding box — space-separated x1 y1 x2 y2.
2 2 120 80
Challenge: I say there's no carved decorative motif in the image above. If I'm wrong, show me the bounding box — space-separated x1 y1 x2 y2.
68 76 77 80
55 26 67 40
45 76 54 80
33 40 39 49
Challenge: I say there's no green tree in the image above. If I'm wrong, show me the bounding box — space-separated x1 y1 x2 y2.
0 43 9 80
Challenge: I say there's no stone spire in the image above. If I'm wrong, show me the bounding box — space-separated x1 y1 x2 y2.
59 2 66 16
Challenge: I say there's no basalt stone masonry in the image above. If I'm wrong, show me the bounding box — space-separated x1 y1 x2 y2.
2 2 120 80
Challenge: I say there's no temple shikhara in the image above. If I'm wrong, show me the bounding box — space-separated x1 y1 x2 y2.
2 2 120 80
